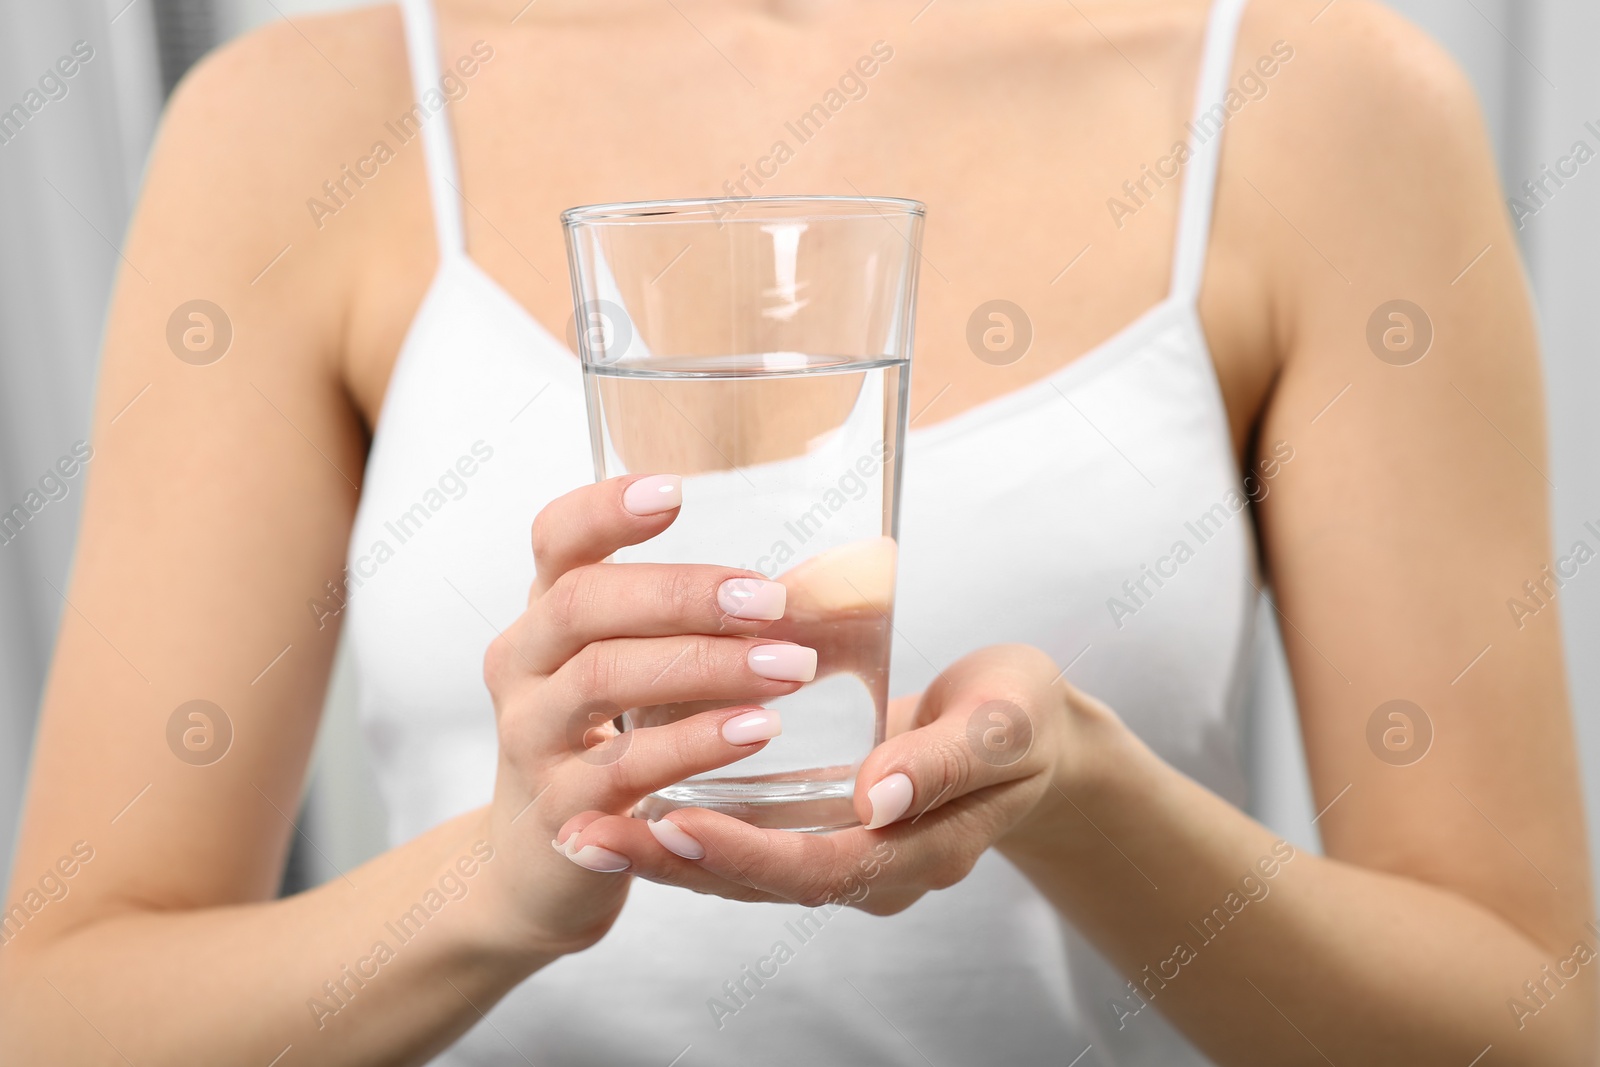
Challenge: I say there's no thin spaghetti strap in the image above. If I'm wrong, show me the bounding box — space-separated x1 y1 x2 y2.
397 0 466 258
1169 0 1250 302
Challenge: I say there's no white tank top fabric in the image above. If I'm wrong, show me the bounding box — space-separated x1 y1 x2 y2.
350 2 1255 1063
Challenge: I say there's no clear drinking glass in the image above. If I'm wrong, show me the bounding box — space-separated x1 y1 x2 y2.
562 195 924 831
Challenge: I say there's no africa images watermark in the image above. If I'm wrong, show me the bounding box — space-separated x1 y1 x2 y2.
739 439 894 579
1508 920 1600 1031
1108 839 1298 1030
1106 40 1295 230
307 440 496 630
1504 519 1600 632
1506 118 1600 230
0 40 95 148
711 41 895 222
1106 441 1295 630
0 440 94 549
305 41 495 230
306 840 495 1030
0 841 96 949
706 840 896 1030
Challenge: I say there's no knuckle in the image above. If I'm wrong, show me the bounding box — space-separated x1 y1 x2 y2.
931 733 975 798
658 636 722 686
690 638 725 682
862 890 923 916
926 852 978 892
663 567 708 617
529 509 558 563
483 635 516 691
601 749 642 797
543 568 593 632
574 643 622 698
791 866 844 909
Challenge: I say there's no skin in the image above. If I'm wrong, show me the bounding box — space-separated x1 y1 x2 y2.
1 0 1594 1063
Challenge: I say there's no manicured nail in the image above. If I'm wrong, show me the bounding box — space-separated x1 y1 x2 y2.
622 475 682 516
722 708 782 746
561 842 631 873
866 773 914 829
647 818 706 860
747 644 817 682
718 578 787 621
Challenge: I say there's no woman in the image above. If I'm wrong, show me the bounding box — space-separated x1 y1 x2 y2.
2 0 1592 1062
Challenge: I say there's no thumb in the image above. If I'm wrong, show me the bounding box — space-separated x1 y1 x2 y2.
854 648 1053 829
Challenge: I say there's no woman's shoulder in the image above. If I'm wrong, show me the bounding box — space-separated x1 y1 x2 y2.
1235 0 1485 161
1217 0 1504 301
135 6 435 393
157 7 416 194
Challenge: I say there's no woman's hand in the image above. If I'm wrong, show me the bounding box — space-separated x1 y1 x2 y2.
553 643 1112 914
475 474 820 957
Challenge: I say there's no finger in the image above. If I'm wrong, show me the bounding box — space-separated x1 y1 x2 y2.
854 644 1061 829
627 809 923 910
553 705 785 812
525 635 814 750
531 474 683 595
552 814 788 902
649 805 1005 915
850 706 1045 832
519 563 787 671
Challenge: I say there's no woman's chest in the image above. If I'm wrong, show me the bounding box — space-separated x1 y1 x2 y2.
345 3 1276 456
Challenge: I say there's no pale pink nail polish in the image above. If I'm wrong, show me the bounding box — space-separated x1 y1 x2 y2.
722 708 782 745
647 818 706 860
747 644 817 682
866 773 914 829
622 475 682 516
563 844 631 873
718 578 786 621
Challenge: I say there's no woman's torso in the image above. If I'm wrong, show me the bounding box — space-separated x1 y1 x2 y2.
338 1 1273 1062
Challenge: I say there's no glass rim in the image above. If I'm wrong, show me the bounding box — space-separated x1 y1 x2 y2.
561 194 925 227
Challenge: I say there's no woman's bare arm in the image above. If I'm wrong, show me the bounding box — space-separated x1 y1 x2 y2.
1004 3 1596 1063
0 15 553 1064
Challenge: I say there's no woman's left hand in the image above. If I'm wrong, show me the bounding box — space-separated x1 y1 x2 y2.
552 644 1104 914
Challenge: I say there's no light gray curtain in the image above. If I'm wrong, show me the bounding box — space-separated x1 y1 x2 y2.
3 0 1597 894
0 0 163 883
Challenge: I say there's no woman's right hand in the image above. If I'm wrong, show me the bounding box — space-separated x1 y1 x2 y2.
476 474 817 959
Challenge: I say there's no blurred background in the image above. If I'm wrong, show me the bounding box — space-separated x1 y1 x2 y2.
1 0 1597 896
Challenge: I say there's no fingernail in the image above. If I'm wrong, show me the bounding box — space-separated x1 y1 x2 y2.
718 578 787 621
747 644 817 682
722 708 782 745
647 818 706 860
622 475 682 516
562 843 631 873
866 773 914 829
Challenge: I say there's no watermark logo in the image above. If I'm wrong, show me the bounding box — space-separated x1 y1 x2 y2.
963 698 1034 767
966 300 1032 366
1365 699 1432 766
565 298 632 366
1366 300 1431 367
166 700 233 766
167 300 232 366
565 700 631 766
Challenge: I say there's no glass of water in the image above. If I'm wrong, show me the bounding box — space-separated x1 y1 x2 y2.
562 195 924 832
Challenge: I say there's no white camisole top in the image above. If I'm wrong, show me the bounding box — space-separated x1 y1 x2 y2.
347 1 1256 1063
